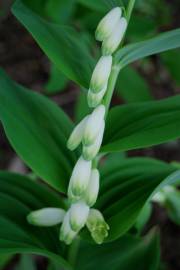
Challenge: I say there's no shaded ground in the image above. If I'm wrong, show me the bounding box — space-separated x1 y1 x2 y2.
0 8 180 270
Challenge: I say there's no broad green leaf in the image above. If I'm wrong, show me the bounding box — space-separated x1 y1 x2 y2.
165 189 180 225
78 229 160 270
15 255 36 270
0 69 77 192
74 90 91 123
23 0 75 24
96 158 180 240
21 0 47 17
135 203 152 233
45 64 68 94
12 0 95 88
115 28 180 68
77 0 124 12
102 95 180 153
161 49 180 87
127 15 157 42
116 66 153 103
0 171 71 270
45 0 75 24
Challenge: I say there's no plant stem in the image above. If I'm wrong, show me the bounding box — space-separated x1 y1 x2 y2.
103 65 120 117
67 237 80 267
103 0 136 116
126 0 136 23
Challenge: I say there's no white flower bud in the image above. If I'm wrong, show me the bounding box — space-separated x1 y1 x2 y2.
88 85 107 108
102 17 127 55
90 56 112 93
83 121 105 160
60 212 77 245
68 156 92 198
27 208 65 227
69 201 90 231
67 116 89 151
95 7 122 41
85 169 100 207
83 105 105 146
86 209 109 244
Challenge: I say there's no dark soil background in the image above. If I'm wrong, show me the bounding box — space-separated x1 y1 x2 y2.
0 1 180 269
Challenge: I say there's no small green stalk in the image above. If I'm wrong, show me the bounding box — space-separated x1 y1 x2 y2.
103 65 120 117
67 237 80 267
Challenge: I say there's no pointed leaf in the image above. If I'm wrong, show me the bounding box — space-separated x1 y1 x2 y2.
97 158 179 241
115 28 180 68
0 69 77 192
78 229 160 270
102 95 180 153
0 171 72 269
12 0 95 88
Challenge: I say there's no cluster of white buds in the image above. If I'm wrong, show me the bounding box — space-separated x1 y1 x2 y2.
59 6 127 245
27 6 127 246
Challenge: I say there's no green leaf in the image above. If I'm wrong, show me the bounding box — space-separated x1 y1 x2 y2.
77 0 124 12
127 15 157 42
45 64 68 94
74 90 91 123
44 0 75 24
116 66 153 103
161 49 180 87
115 28 180 68
165 189 180 225
15 255 36 270
78 229 160 270
97 157 180 241
12 0 95 88
0 171 72 270
0 69 77 192
102 95 180 153
135 203 152 233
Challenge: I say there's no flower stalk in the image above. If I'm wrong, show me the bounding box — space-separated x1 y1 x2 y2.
27 2 134 247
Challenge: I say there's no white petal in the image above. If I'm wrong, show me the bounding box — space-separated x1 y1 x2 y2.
27 208 65 227
83 105 105 146
88 85 107 108
102 17 127 55
85 169 100 207
60 212 77 245
83 121 105 160
69 201 90 231
90 56 112 93
67 116 89 151
68 156 92 197
95 7 122 41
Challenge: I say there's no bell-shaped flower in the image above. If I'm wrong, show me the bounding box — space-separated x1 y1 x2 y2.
67 116 89 151
59 211 77 245
102 17 127 55
83 105 105 146
90 56 112 93
69 201 90 231
88 85 107 108
68 156 92 198
83 121 105 160
85 169 100 207
95 7 122 41
27 208 65 227
86 209 109 244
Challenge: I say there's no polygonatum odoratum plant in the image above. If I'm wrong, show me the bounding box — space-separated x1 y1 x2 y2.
0 0 180 269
